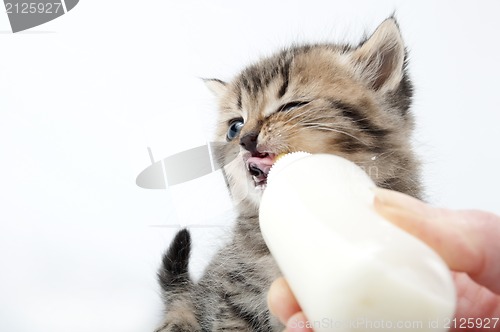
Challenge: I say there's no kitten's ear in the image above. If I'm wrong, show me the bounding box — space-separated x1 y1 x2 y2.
203 78 228 98
352 18 406 92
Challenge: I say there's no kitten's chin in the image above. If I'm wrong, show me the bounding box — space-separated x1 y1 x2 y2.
227 152 276 210
252 180 267 191
238 179 267 212
246 179 266 202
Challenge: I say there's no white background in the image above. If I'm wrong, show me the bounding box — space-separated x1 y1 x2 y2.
1 1 499 331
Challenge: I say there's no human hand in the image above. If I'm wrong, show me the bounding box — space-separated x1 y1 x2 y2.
267 188 500 331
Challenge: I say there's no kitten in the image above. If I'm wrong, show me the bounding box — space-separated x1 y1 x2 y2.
155 18 422 332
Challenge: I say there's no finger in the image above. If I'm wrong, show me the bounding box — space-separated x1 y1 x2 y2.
286 311 313 332
451 272 500 322
456 210 500 293
374 188 500 294
268 277 302 325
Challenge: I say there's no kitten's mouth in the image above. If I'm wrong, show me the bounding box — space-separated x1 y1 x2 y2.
245 153 276 189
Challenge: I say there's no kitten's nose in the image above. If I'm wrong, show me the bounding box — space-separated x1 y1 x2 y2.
240 132 259 155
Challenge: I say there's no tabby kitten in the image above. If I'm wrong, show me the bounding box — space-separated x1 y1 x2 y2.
155 18 422 332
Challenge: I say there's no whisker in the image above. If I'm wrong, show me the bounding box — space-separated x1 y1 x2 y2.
280 107 314 126
300 123 369 145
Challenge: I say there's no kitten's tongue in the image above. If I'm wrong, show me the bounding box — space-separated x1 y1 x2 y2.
247 155 275 180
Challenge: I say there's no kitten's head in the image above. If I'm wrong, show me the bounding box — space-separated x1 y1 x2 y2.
208 18 421 214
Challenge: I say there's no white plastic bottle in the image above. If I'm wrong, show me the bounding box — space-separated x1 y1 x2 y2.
260 153 456 332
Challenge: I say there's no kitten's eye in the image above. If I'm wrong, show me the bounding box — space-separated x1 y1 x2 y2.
278 101 310 112
227 119 244 141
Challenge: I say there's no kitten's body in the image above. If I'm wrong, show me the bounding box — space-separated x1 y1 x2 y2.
156 18 422 332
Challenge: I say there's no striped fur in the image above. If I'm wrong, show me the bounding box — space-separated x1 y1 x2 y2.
156 18 422 331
